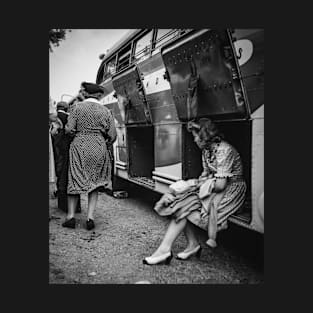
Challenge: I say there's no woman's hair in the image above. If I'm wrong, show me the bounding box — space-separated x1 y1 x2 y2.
192 118 224 147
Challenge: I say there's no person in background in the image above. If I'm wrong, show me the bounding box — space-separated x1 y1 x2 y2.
49 113 61 197
62 82 117 230
53 101 81 213
143 118 246 265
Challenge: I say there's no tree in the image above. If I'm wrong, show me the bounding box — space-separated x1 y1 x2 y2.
49 29 71 52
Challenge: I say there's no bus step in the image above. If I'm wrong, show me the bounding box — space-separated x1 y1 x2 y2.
129 176 155 189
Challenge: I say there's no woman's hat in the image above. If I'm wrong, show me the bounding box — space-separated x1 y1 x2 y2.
56 101 69 111
81 82 105 95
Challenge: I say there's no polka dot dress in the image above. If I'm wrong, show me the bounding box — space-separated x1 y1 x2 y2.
66 99 117 195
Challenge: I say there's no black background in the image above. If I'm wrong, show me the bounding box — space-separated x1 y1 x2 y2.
3 1 304 311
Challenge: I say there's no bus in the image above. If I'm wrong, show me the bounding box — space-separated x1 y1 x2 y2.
94 29 264 234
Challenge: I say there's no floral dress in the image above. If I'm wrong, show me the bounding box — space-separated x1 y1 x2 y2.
187 140 246 233
154 140 246 245
66 98 117 194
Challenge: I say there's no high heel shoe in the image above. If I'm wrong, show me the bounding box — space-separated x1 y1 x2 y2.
176 245 202 260
143 251 173 265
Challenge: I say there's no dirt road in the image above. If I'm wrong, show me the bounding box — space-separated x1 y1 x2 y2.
49 183 264 284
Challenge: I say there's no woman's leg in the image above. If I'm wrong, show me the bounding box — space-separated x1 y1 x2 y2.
67 195 79 219
87 189 98 220
183 221 200 250
149 218 187 258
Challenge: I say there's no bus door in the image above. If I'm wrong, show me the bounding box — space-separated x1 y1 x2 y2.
112 65 154 185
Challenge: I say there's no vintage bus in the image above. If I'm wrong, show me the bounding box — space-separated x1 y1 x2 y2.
93 29 264 234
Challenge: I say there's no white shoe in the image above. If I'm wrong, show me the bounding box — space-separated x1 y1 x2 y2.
143 251 173 265
206 239 217 248
176 245 202 260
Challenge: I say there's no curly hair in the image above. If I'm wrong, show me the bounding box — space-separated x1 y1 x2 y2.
190 118 224 148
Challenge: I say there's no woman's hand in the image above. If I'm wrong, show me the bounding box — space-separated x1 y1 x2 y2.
65 124 76 136
213 177 227 192
197 172 212 187
163 193 175 205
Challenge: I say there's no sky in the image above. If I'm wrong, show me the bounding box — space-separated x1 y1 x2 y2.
49 29 131 104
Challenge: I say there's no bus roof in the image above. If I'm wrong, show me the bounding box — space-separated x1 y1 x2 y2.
102 29 142 61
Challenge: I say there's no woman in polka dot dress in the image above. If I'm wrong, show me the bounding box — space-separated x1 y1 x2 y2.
62 82 117 230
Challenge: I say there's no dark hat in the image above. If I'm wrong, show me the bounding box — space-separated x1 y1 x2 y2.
56 101 69 111
81 82 105 95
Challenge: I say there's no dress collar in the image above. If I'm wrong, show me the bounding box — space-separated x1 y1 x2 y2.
84 97 101 104
57 109 69 115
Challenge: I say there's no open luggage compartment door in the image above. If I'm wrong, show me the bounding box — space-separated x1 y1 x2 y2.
161 29 249 121
112 65 152 125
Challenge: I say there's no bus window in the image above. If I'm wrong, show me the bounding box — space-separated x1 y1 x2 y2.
97 63 105 84
117 44 131 72
179 29 193 35
153 29 179 53
134 30 153 62
106 58 116 75
102 57 117 81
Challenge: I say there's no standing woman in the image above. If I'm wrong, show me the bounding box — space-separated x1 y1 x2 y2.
62 82 117 230
143 118 246 265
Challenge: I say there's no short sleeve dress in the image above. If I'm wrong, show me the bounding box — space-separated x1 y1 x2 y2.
187 140 247 231
154 140 246 239
66 98 117 195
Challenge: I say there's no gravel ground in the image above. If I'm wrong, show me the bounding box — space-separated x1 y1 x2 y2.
49 182 264 284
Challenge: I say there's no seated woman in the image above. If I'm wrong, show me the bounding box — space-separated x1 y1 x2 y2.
143 118 247 265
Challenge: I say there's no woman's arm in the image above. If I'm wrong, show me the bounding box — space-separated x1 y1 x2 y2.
197 150 212 187
65 107 77 136
213 142 235 192
102 109 117 144
49 117 63 136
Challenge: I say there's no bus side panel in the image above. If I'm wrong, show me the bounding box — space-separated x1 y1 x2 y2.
231 29 264 114
137 52 179 125
112 66 152 125
146 90 179 124
251 106 264 233
100 80 125 125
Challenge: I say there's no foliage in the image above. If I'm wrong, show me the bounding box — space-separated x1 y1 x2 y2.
49 29 71 52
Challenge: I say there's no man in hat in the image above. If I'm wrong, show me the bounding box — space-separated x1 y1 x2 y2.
52 101 81 213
